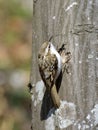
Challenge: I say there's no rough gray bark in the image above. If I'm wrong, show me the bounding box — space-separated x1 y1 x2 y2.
30 0 98 130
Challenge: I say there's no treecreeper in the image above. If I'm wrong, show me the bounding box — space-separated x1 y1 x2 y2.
38 42 71 109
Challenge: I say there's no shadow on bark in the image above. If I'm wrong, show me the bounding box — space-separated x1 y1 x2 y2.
40 71 62 120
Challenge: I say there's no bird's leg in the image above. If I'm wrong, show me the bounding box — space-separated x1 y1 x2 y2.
58 44 72 74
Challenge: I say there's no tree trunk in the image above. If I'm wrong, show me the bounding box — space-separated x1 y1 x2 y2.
30 0 98 130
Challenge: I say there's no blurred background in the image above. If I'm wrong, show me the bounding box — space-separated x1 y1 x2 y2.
0 0 32 130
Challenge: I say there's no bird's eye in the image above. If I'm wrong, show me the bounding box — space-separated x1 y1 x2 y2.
48 43 51 49
38 54 40 58
48 44 51 49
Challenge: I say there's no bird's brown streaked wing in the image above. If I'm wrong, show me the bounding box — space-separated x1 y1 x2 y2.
38 53 58 91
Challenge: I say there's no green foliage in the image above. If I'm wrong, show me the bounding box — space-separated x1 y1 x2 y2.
0 0 32 46
0 0 31 19
4 31 18 45
13 122 21 130
0 0 31 129
17 60 31 70
6 89 30 107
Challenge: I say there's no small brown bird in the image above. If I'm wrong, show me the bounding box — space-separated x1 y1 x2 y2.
38 42 62 91
38 42 62 108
